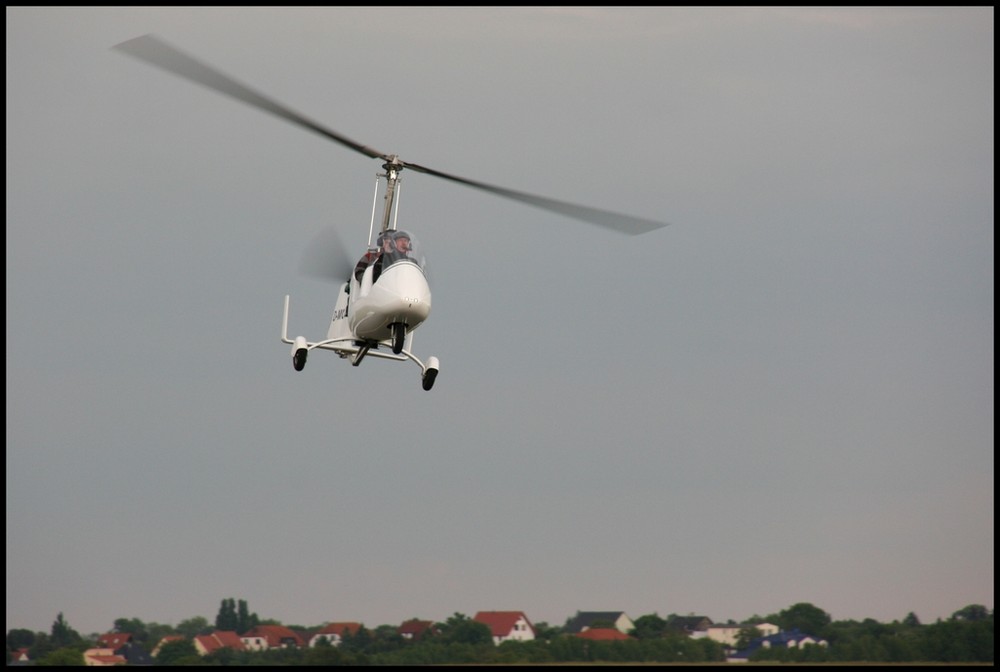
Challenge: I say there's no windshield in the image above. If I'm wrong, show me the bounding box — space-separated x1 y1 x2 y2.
379 230 426 272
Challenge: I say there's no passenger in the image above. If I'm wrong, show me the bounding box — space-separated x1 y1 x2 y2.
354 234 387 282
354 249 377 282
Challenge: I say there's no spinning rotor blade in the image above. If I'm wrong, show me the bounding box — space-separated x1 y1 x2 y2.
113 34 386 161
114 34 668 235
403 160 666 235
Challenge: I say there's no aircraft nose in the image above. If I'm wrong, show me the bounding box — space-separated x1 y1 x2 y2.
380 262 432 319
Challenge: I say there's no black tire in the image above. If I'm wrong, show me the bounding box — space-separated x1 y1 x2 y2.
422 367 438 391
293 348 307 371
392 323 405 354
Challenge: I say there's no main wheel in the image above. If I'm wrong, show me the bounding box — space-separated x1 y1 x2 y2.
422 367 438 391
293 348 308 371
391 323 405 354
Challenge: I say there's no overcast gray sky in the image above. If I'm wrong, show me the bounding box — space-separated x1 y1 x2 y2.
7 7 993 637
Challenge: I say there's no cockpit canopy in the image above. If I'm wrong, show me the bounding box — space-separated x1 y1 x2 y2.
378 229 426 272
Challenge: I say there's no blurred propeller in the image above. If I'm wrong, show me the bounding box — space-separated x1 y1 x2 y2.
113 34 669 235
299 227 355 284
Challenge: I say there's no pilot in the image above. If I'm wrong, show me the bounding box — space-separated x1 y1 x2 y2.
392 231 412 258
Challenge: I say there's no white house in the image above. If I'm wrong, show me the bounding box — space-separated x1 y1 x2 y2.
697 622 781 647
308 622 362 647
564 611 636 635
726 628 828 663
472 611 536 645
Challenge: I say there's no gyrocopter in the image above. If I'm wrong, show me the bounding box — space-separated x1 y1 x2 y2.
113 34 668 391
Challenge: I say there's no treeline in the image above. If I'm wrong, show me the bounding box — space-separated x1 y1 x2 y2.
6 603 993 665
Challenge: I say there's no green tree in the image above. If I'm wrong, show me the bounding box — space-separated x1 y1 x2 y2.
50 613 81 649
436 613 493 646
112 617 148 643
203 646 241 665
735 626 762 650
176 616 211 638
6 627 36 651
340 624 374 653
34 647 85 666
903 611 921 627
304 637 344 665
256 617 284 626
236 599 259 634
630 613 667 639
145 622 175 646
154 638 198 665
28 633 54 660
918 616 994 662
531 621 561 641
363 624 406 654
774 602 831 635
952 604 990 621
215 598 238 631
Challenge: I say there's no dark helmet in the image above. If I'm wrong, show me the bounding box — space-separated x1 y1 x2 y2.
392 230 411 241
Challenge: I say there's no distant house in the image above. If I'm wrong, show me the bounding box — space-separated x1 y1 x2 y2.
695 622 780 647
564 611 636 635
398 619 437 641
83 647 128 666
11 648 30 664
193 630 246 656
727 628 829 663
308 622 363 647
240 625 306 651
92 633 152 665
473 611 536 645
575 627 632 641
95 632 133 650
666 615 713 634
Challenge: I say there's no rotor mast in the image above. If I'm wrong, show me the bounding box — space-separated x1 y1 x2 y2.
378 156 403 234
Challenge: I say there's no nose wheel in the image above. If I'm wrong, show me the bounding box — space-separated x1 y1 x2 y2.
391 323 406 354
293 347 308 371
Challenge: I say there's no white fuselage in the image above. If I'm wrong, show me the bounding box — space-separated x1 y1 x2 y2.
329 259 431 344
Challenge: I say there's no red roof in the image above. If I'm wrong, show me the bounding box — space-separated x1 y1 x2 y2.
213 631 245 649
195 630 245 653
316 622 362 637
398 619 435 638
472 611 534 637
576 627 632 641
96 632 133 649
87 653 128 665
84 648 127 665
